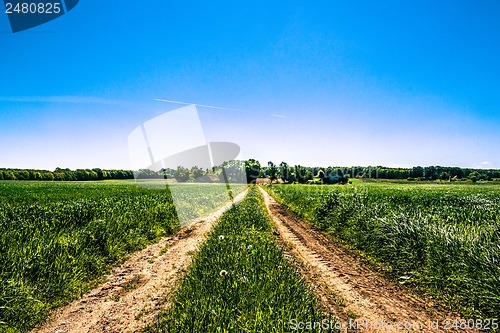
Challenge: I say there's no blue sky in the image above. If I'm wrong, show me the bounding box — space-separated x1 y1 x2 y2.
1 1 499 170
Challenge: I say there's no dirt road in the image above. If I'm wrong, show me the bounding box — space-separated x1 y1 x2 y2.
260 187 475 333
33 190 247 333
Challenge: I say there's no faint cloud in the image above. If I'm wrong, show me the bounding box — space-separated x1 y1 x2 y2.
154 98 234 111
272 114 286 118
475 161 494 169
0 96 123 104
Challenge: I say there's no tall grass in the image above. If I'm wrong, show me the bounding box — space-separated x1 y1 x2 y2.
0 181 243 332
149 186 330 332
263 183 500 319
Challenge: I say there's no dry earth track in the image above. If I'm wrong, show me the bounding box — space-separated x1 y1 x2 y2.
260 186 477 333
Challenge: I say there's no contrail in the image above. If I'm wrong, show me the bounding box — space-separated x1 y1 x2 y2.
154 98 233 110
272 114 286 118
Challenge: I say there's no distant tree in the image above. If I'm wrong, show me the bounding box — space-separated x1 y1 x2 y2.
439 172 450 180
469 171 482 182
268 161 278 183
306 171 313 181
3 171 15 180
174 167 190 182
14 170 30 180
53 172 64 181
92 168 104 180
424 166 438 180
287 172 297 183
222 161 246 183
410 166 424 178
244 159 261 184
75 169 88 181
88 170 99 180
317 169 325 181
294 165 308 184
42 171 54 181
163 168 175 179
279 162 290 183
0 171 3 180
191 167 205 180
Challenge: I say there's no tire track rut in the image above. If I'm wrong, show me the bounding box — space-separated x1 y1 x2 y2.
260 186 475 333
33 190 247 333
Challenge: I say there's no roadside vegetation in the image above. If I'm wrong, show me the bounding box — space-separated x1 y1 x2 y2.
263 183 500 319
0 180 242 332
148 185 330 332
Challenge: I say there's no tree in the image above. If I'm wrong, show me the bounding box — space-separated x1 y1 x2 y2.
268 161 278 183
294 165 308 184
191 167 205 180
279 162 290 183
3 171 15 180
14 170 30 180
469 171 483 182
174 167 190 182
92 168 104 180
244 159 261 184
410 166 424 178
88 170 99 180
317 169 325 182
222 161 246 183
42 171 54 181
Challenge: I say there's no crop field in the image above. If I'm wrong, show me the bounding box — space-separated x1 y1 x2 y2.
148 185 328 332
0 180 245 332
263 182 500 319
3 179 499 332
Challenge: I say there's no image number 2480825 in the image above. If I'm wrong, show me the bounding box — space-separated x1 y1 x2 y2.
3 0 79 33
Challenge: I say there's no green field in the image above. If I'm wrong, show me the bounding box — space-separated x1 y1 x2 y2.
148 185 329 332
263 182 500 319
3 179 499 331
0 180 244 332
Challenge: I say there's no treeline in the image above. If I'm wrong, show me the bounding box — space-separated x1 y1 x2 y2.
364 166 500 181
245 160 349 184
2 162 499 183
248 160 500 184
135 160 246 183
0 168 134 181
357 165 500 181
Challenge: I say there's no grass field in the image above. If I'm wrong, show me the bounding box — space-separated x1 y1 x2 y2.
148 185 330 332
0 180 244 332
263 182 500 319
3 179 499 331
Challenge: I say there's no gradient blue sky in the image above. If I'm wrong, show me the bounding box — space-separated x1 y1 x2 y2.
1 1 499 170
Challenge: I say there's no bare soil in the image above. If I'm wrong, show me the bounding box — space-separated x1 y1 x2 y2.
260 187 477 333
32 190 247 333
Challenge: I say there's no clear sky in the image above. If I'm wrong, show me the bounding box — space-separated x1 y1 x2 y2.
1 1 499 170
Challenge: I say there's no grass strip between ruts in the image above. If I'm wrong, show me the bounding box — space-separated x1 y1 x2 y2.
148 185 331 332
